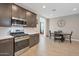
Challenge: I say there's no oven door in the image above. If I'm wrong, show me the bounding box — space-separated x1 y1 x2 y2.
15 37 29 56
15 39 29 52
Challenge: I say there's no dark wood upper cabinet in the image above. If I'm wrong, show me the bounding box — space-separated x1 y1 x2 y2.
25 11 37 27
18 6 26 19
12 4 26 19
12 4 19 18
31 13 37 27
25 11 32 27
0 3 11 18
0 3 11 27
0 3 37 27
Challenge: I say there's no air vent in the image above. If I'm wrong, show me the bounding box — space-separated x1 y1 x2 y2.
52 9 56 12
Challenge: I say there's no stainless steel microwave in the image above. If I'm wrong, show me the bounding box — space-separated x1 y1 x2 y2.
11 17 27 26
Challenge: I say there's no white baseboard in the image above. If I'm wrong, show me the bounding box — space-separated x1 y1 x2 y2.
48 36 79 42
71 39 79 42
66 38 79 42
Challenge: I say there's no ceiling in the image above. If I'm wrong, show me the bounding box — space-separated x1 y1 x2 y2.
16 3 79 18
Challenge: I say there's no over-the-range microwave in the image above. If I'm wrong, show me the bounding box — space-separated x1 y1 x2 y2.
11 17 27 27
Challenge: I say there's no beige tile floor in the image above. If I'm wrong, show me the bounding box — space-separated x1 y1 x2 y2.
20 35 79 56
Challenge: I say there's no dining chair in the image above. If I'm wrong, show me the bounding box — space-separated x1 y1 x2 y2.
64 31 73 43
54 31 65 42
69 31 73 43
49 30 51 39
58 30 62 33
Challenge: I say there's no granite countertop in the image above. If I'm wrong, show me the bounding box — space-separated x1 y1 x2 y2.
25 32 39 35
0 35 14 40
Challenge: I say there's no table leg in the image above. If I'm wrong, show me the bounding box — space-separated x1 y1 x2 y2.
69 35 72 43
49 33 51 39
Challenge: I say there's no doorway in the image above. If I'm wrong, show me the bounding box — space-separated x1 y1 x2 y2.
40 22 44 34
40 17 45 34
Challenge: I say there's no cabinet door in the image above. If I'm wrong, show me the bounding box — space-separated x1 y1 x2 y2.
0 38 14 56
12 4 19 18
25 11 32 27
12 4 26 19
0 3 11 27
35 34 39 44
29 34 39 47
25 11 37 27
31 14 37 27
0 3 11 18
29 35 35 47
18 7 26 19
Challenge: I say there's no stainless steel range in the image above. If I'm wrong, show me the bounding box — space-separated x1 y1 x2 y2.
10 32 30 56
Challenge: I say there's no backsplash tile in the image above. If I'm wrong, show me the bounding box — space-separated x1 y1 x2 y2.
0 27 10 35
24 27 39 34
0 27 39 35
9 26 24 33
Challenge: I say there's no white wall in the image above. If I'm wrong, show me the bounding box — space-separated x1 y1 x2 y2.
49 14 79 39
44 19 49 36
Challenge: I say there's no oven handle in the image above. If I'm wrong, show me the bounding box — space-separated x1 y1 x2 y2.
15 36 30 42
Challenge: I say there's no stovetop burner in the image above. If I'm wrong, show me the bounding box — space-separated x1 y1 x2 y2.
10 32 28 37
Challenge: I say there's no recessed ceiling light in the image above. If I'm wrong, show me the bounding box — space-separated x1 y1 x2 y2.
42 5 46 8
73 8 77 11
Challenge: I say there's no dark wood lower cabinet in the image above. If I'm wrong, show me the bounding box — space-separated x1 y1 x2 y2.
0 34 39 56
29 34 39 47
0 38 14 56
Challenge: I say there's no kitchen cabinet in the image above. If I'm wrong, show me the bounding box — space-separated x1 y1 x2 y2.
35 34 39 44
29 34 39 47
31 13 37 27
0 3 37 27
18 6 26 19
25 11 37 27
12 4 19 18
11 4 26 26
0 38 14 56
12 4 26 19
0 3 11 27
